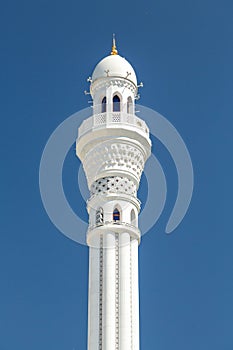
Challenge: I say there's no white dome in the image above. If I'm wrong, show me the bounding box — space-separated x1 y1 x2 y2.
92 54 137 86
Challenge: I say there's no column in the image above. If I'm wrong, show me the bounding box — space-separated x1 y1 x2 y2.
88 241 100 350
119 232 131 350
131 237 140 350
102 231 116 350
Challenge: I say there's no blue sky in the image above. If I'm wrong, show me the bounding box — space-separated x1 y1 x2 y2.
1 0 233 349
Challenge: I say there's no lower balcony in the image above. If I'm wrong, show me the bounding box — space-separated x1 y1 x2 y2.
87 221 140 247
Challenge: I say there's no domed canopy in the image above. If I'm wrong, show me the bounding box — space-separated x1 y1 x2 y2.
92 54 137 86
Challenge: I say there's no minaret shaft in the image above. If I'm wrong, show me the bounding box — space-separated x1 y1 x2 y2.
88 234 139 350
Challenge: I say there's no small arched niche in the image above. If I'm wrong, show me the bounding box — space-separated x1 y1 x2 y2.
127 96 133 114
101 96 106 113
113 94 121 112
130 209 137 226
96 207 104 225
113 206 121 222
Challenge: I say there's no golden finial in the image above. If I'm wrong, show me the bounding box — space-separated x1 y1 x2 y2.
111 34 118 55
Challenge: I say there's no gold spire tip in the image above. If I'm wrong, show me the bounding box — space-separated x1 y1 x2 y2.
111 33 118 55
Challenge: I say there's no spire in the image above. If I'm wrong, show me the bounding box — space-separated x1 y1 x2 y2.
111 33 118 55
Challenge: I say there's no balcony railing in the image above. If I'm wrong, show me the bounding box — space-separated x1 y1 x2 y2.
88 220 139 233
78 112 149 138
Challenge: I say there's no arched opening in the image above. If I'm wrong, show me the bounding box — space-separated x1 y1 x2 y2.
113 208 120 222
96 207 104 225
130 209 136 226
101 97 106 113
113 95 121 112
127 96 133 114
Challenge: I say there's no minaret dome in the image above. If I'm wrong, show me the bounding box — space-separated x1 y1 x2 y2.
91 54 137 86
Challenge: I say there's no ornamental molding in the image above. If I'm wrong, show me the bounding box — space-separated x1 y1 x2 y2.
90 176 137 197
83 140 145 187
91 77 137 96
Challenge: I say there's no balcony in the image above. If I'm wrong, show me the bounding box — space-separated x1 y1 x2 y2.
78 112 149 139
87 220 140 242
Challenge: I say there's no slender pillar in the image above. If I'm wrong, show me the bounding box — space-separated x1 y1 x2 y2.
119 232 131 350
131 238 140 350
102 232 116 350
88 244 100 350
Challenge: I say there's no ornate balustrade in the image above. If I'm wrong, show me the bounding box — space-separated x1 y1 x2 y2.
78 112 149 138
88 220 140 235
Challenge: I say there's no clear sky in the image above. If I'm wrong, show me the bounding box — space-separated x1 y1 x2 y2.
1 0 233 349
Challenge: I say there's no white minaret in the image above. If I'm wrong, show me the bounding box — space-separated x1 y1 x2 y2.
76 37 151 350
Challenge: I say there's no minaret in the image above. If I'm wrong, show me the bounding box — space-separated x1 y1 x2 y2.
76 37 151 350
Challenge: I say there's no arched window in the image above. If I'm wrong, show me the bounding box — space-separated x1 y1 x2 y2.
96 207 104 225
101 97 106 113
127 96 133 114
113 95 121 112
130 209 136 226
113 208 120 222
